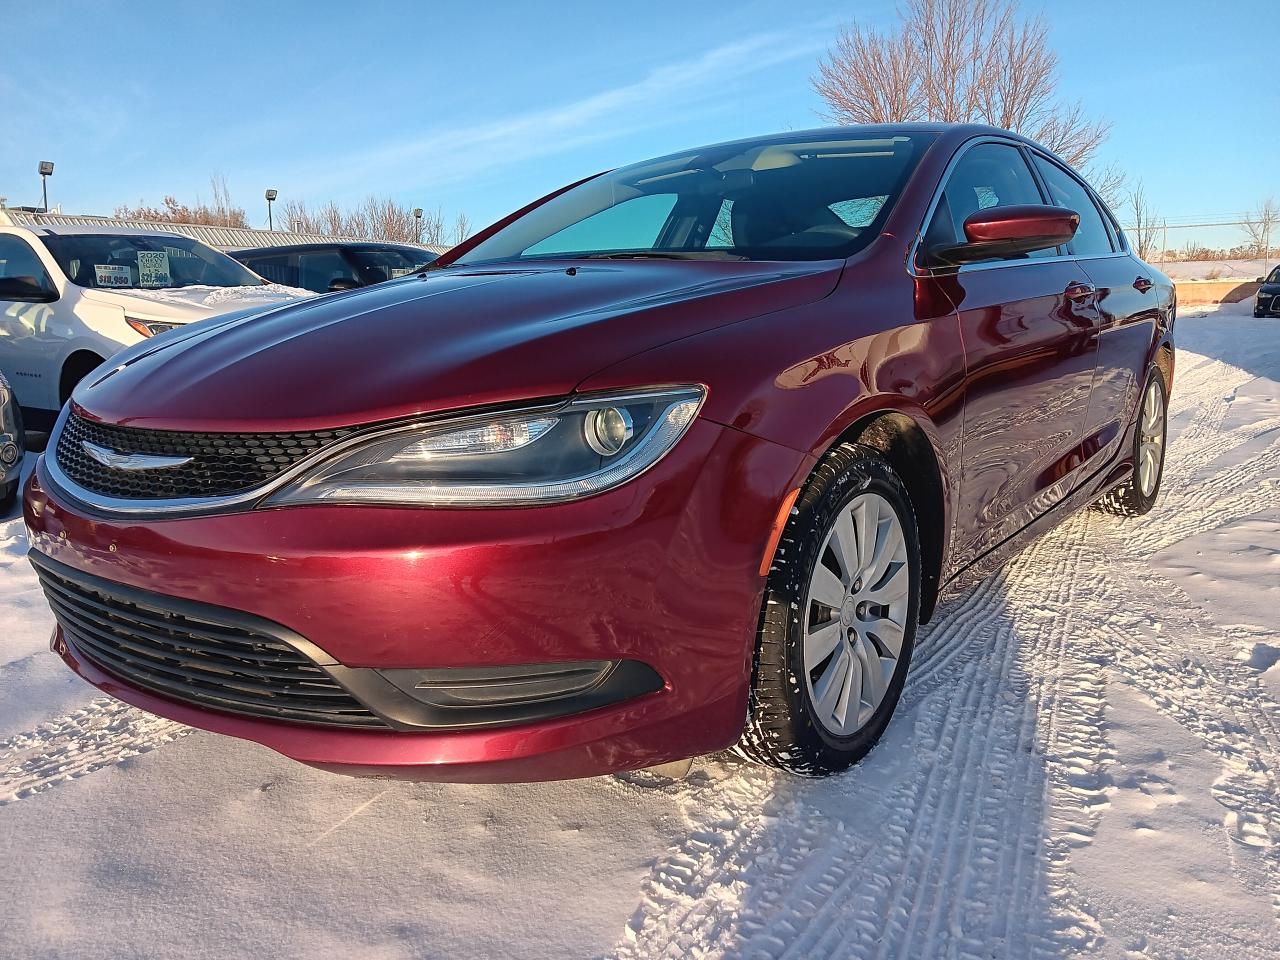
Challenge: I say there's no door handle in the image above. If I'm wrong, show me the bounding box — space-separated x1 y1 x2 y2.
1133 276 1154 294
1064 281 1096 302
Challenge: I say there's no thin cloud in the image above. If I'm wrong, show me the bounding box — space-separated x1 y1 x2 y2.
288 29 826 199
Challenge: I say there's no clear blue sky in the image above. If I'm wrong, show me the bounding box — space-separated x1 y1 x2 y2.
2 0 1274 250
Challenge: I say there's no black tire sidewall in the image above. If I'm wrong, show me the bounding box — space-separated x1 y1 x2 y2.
751 446 921 774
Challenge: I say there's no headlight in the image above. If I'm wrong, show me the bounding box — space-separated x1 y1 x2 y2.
125 317 183 338
266 385 705 507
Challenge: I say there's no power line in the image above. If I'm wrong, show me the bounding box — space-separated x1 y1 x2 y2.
1119 220 1252 231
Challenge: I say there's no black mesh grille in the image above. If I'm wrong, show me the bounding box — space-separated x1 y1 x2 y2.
55 409 355 500
34 558 388 729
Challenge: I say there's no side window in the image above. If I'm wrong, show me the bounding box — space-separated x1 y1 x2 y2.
1031 155 1114 257
925 142 1056 259
0 235 55 288
523 194 678 256
297 250 355 291
244 255 297 286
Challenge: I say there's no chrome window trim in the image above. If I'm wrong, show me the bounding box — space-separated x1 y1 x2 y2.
952 250 1134 276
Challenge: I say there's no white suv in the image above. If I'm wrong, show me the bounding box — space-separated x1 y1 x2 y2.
0 225 309 429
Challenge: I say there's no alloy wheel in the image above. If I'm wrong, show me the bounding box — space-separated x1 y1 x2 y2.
803 492 911 737
1138 378 1165 497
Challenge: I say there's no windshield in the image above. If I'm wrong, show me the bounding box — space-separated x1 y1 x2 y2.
1269 267 1280 284
451 132 929 266
40 234 265 290
347 246 438 283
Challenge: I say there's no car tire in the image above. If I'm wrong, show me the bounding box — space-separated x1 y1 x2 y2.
1 480 17 515
1256 310 1266 319
1094 368 1168 518
738 442 921 776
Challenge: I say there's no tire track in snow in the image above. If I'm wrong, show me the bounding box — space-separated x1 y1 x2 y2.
0 697 189 804
613 342 1280 958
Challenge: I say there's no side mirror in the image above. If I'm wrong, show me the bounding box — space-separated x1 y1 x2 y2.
1256 277 1265 284
327 276 362 292
926 205 1080 267
0 275 58 303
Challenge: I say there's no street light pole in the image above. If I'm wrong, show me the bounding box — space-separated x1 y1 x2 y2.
38 161 54 213
265 188 278 231
413 207 423 243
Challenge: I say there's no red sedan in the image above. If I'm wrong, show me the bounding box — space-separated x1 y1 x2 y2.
23 123 1174 781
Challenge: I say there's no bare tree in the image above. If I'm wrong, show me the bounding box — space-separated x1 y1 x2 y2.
115 174 248 227
451 212 473 246
1088 163 1126 212
1126 181 1163 261
813 0 1110 169
1242 197 1279 259
279 197 464 245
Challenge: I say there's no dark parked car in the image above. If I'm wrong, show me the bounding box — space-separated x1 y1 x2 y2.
0 370 24 512
26 123 1174 782
232 242 440 293
1255 266 1279 317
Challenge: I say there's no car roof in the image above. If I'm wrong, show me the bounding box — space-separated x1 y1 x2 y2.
232 241 428 257
15 223 188 239
664 122 1032 152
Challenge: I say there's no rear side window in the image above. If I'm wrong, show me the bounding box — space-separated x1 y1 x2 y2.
925 142 1056 259
1031 156 1114 257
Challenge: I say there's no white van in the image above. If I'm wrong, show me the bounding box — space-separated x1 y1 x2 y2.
0 225 309 428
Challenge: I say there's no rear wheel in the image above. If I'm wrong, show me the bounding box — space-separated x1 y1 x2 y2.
739 443 920 776
1095 368 1167 517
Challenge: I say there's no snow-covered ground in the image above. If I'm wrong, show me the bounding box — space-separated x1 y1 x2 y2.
1159 258 1275 281
1 302 1277 959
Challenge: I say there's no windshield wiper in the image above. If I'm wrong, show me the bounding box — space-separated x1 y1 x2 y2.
575 251 746 261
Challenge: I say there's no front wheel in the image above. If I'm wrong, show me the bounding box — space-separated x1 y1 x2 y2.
738 443 920 776
1095 368 1168 517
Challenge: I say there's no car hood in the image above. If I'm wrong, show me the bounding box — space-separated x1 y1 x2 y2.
74 260 841 431
80 283 311 322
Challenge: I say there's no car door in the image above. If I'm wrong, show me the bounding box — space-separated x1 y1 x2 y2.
0 232 64 413
1030 152 1163 454
924 141 1102 569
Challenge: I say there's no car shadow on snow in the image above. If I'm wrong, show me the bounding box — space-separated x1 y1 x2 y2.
618 567 1095 959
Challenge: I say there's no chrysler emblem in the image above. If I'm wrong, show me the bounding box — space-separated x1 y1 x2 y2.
81 440 193 472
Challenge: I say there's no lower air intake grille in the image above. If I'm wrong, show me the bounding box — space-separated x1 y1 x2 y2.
33 556 388 729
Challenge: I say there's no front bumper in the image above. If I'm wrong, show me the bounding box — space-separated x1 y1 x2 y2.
25 418 806 781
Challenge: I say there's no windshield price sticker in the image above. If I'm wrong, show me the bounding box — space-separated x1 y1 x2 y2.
94 264 132 287
389 267 414 278
137 250 172 288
